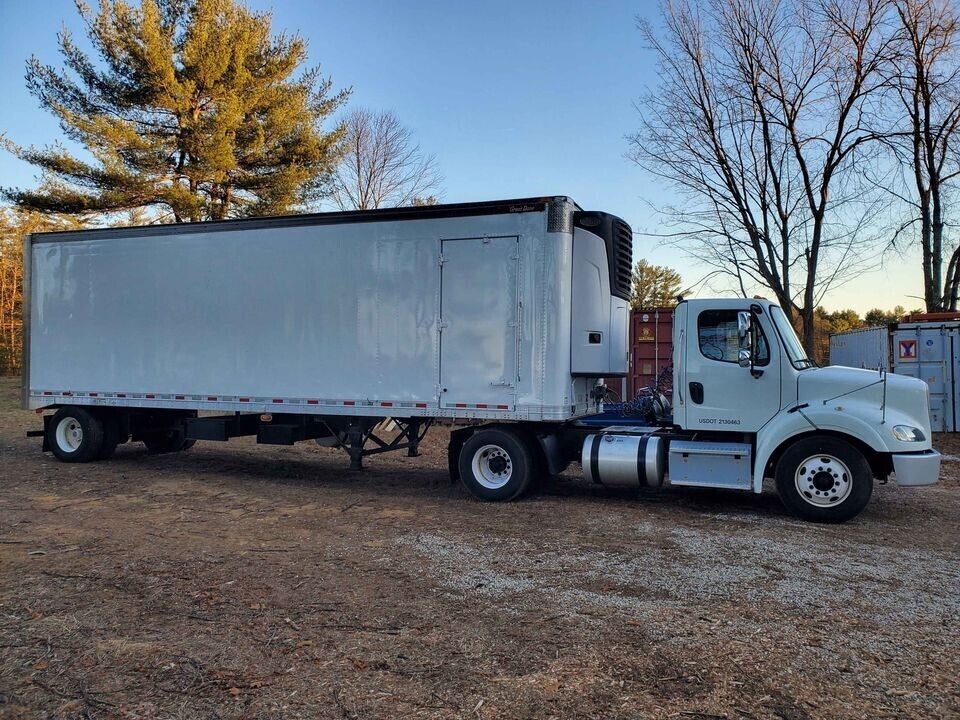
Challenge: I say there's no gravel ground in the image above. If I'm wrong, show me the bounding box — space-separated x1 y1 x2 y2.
0 377 958 719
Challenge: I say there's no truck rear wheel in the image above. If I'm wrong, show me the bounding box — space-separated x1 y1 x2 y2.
775 436 873 523
458 428 534 501
47 406 104 463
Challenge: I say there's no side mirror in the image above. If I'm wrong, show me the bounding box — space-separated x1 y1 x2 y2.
737 311 750 341
737 311 752 368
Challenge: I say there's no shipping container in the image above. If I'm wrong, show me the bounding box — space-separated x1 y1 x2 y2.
628 307 674 396
892 323 960 432
829 326 890 371
831 321 960 432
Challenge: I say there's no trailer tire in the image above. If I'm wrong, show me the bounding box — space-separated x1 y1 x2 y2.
96 412 122 460
459 427 534 501
47 406 104 463
775 436 873 523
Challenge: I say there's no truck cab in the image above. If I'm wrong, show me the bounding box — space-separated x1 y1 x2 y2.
580 298 940 523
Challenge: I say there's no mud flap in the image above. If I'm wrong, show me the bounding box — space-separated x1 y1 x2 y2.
447 427 472 482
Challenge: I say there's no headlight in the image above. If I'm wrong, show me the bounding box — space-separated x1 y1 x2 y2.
892 425 926 442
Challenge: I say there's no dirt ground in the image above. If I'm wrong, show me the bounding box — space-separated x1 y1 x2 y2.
0 378 958 719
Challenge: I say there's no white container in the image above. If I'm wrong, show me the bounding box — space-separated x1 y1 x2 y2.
829 326 890 371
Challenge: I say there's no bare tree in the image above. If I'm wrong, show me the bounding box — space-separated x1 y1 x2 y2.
630 0 894 353
886 0 960 310
330 109 442 210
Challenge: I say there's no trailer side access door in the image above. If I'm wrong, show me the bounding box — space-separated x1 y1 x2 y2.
439 236 519 410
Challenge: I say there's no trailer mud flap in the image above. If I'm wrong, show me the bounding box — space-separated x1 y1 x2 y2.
448 427 472 482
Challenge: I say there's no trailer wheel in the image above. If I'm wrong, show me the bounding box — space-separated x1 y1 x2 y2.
47 406 104 463
775 436 873 523
458 428 534 501
96 412 123 460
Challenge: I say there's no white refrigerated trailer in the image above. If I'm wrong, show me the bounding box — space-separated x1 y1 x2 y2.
23 196 940 522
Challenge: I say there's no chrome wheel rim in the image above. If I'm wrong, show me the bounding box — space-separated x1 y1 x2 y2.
795 454 853 506
472 444 513 489
55 416 83 452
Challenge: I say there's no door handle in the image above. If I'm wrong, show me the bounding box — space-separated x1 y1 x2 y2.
689 382 704 404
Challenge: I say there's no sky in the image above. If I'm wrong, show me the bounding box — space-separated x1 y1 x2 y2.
0 0 923 313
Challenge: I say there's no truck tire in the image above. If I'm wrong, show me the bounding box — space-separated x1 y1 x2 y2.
96 412 123 460
459 427 534 501
47 406 105 463
775 436 873 523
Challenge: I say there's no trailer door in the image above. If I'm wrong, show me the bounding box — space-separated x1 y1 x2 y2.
439 236 519 410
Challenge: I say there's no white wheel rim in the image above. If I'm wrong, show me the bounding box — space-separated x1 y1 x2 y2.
472 444 513 489
55 416 84 453
795 454 853 507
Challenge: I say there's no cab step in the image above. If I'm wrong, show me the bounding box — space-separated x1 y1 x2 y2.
668 441 752 490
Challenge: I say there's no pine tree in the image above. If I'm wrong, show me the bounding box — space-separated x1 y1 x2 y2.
3 0 349 222
630 259 682 309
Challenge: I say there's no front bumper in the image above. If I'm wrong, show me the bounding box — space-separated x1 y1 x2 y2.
892 450 941 487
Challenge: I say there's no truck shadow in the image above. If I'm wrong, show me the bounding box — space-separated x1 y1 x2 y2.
104 443 794 522
538 475 792 519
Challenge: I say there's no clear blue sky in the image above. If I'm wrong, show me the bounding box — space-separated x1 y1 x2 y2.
0 0 919 312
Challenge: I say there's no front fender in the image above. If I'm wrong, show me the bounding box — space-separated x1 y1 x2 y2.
753 402 905 493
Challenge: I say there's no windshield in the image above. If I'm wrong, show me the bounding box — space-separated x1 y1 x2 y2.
770 305 815 369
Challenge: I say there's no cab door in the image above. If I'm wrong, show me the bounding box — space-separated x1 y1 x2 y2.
682 307 781 432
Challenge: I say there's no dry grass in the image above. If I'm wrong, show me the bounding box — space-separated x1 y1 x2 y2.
0 377 958 719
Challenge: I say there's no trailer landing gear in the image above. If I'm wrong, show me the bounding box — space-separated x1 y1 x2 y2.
326 418 432 470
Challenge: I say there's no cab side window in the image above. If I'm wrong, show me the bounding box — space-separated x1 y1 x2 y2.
697 310 770 365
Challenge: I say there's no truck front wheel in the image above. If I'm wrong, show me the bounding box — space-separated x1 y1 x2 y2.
775 436 873 523
47 406 105 463
458 428 534 501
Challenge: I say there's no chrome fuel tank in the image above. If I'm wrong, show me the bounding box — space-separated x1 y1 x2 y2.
582 433 667 488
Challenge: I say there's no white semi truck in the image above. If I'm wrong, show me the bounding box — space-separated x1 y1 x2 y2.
22 196 940 522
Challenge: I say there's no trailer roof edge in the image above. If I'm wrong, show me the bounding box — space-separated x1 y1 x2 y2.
31 196 582 243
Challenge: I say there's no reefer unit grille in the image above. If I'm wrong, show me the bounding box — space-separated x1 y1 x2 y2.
612 220 633 300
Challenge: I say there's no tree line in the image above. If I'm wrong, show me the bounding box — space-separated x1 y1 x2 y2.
631 0 960 354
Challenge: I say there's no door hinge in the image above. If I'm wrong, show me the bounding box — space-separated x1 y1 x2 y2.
438 253 447 266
